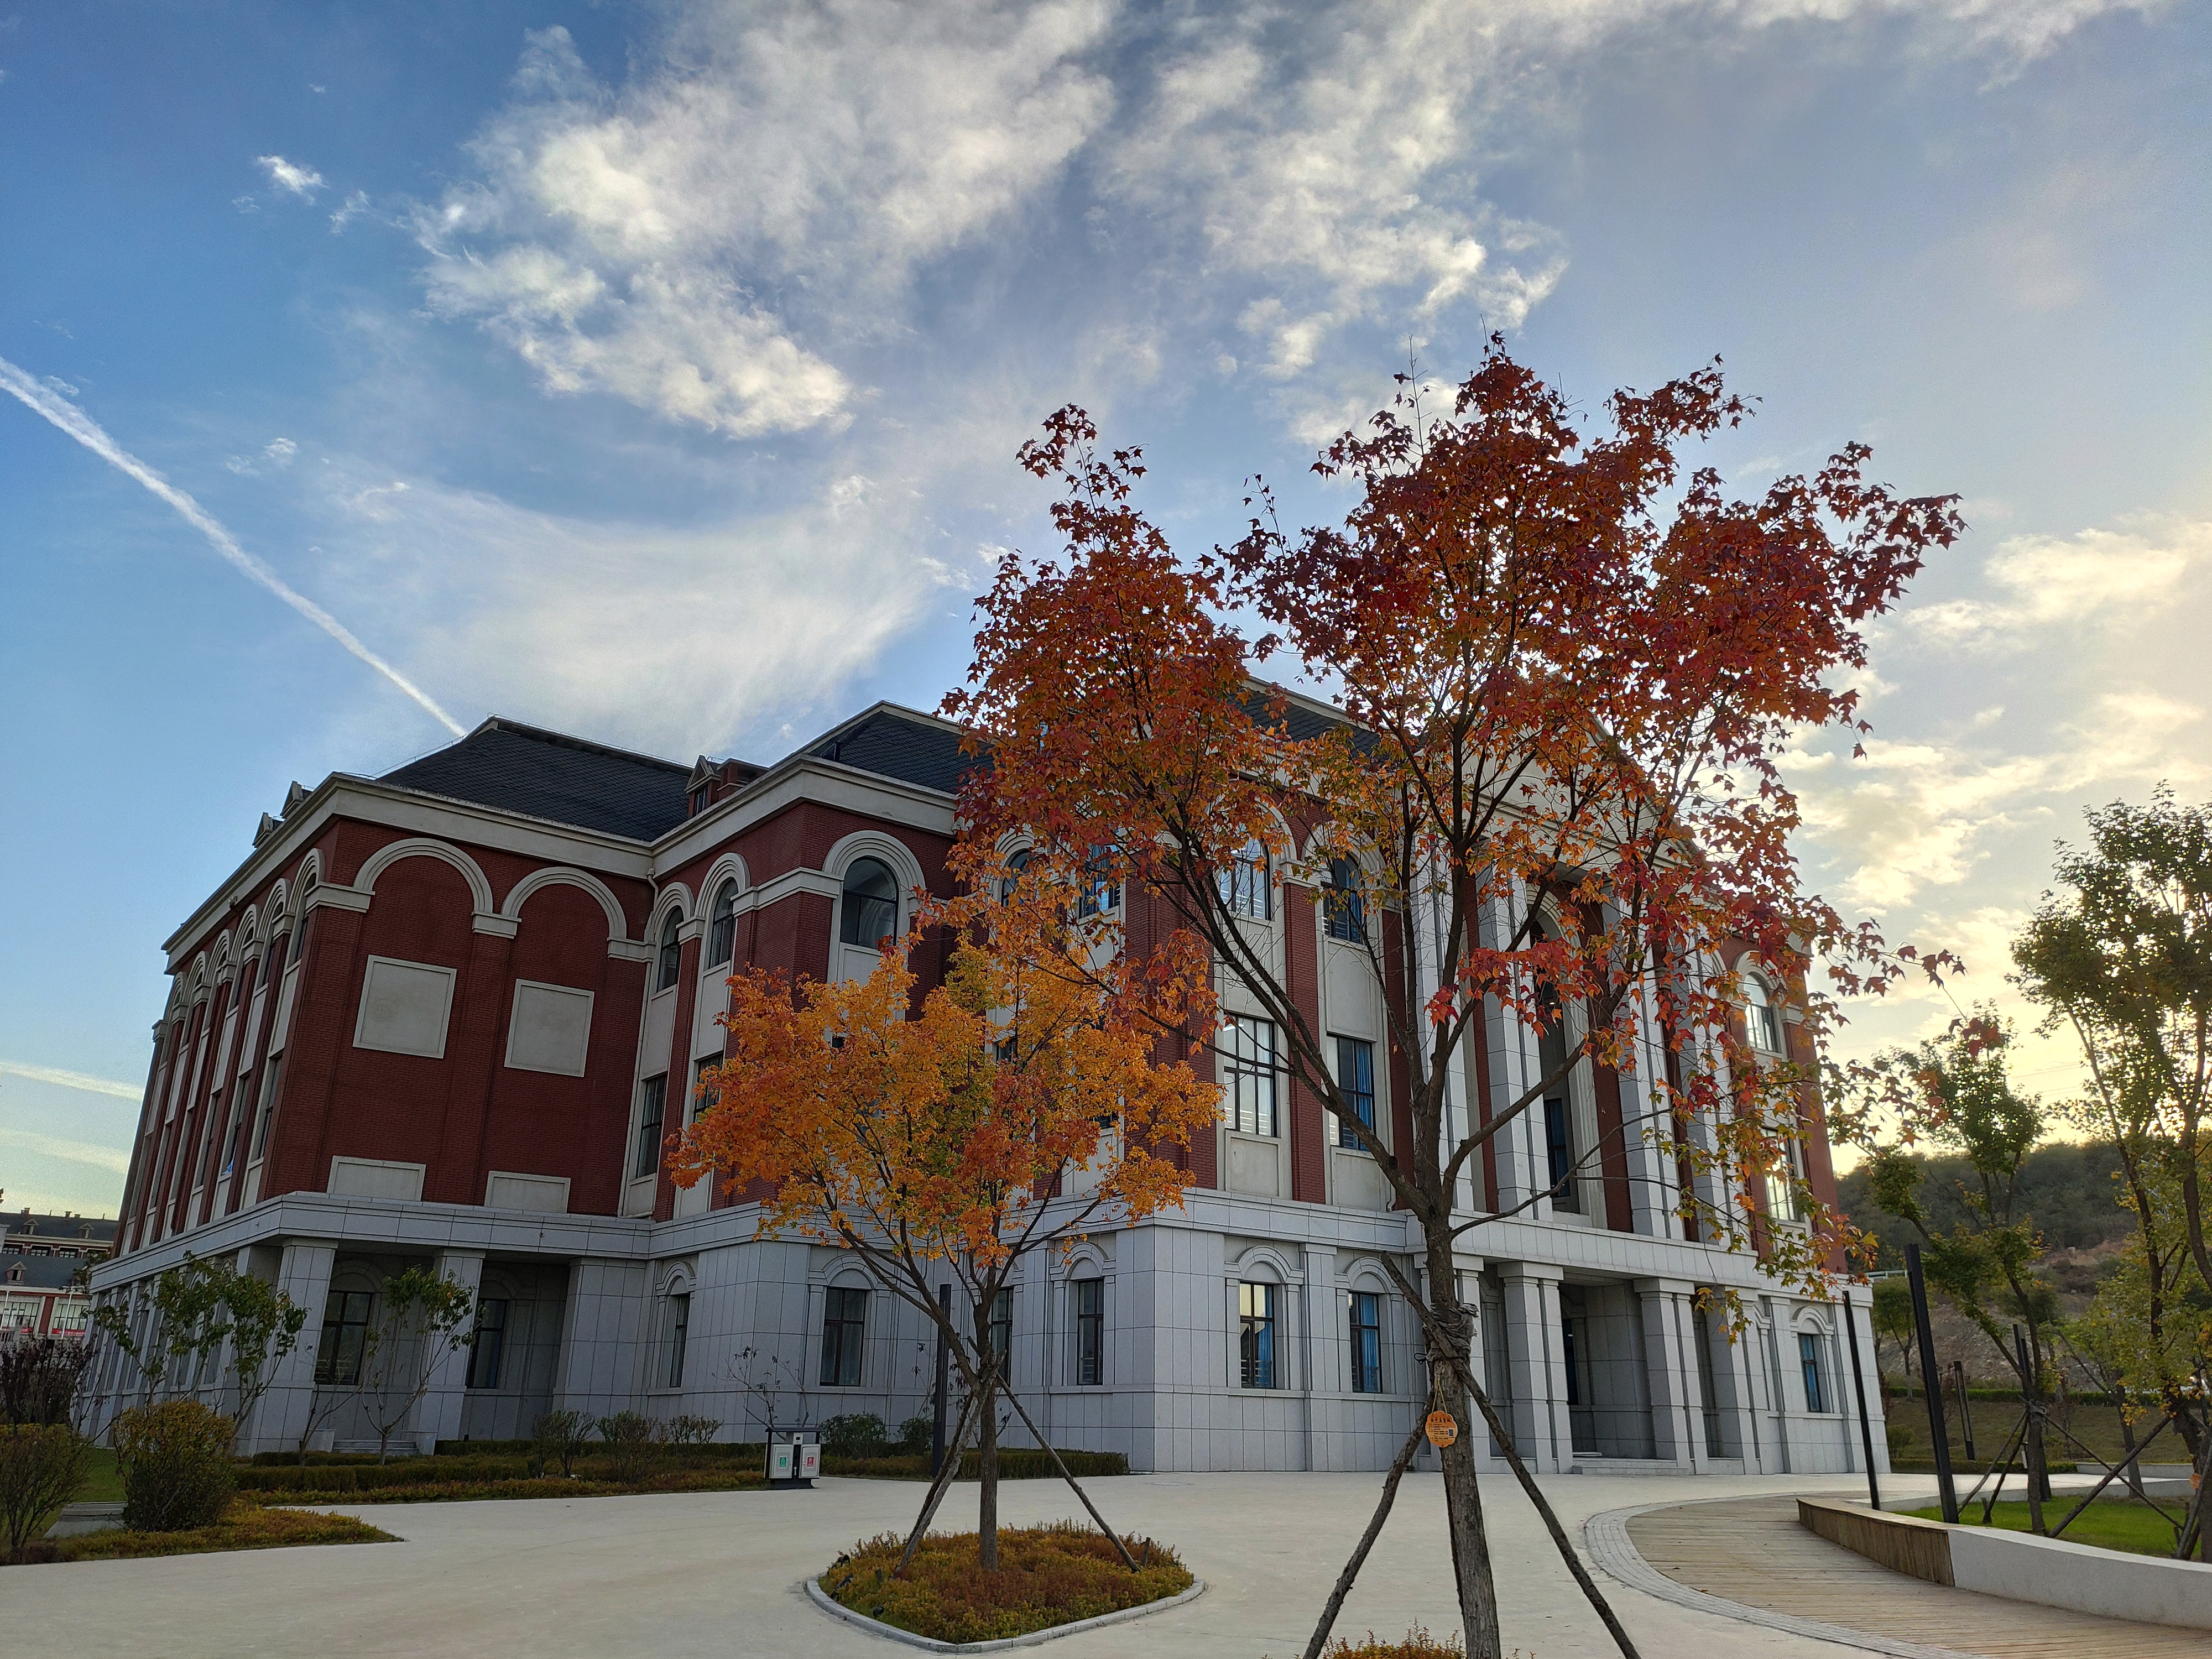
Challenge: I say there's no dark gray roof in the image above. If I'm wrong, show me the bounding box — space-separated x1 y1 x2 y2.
380 719 694 842
808 706 982 796
0 1256 90 1290
3 1213 115 1245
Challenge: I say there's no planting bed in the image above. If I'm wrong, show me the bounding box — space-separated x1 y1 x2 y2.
818 1521 1191 1645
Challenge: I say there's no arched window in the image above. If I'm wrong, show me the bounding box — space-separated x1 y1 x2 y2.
656 911 685 992
1217 840 1270 920
1745 973 1785 1056
1324 858 1366 942
838 858 900 950
707 880 738 969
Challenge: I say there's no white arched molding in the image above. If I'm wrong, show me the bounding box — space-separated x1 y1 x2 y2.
187 953 210 1005
236 907 263 961
1227 1244 1301 1286
807 1254 880 1290
825 830 926 898
500 865 632 952
1051 1240 1114 1284
658 1259 697 1299
264 879 290 929
1337 1254 1396 1296
1792 1305 1834 1339
211 932 236 986
354 837 496 917
292 852 324 914
649 882 696 936
697 855 750 909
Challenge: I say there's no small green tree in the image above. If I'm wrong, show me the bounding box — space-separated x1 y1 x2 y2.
1869 1278 1917 1396
357 1267 474 1463
0 1425 87 1561
2015 788 2212 1557
1856 1016 2063 1529
532 1408 589 1478
91 1257 306 1449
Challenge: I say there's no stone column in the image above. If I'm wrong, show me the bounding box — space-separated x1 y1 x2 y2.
1635 1278 1699 1469
1498 1264 1567 1472
411 1249 486 1454
255 1241 337 1455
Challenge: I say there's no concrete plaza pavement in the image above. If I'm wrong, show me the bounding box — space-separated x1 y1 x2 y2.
8 1468 1943 1658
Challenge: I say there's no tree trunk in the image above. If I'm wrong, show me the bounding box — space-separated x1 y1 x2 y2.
2022 1406 2047 1535
1426 1264 1502 1659
978 1370 1000 1571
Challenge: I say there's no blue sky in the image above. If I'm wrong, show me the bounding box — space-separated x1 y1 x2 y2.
4 0 2208 1214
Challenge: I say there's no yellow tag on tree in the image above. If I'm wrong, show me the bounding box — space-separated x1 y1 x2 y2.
1425 1410 1459 1447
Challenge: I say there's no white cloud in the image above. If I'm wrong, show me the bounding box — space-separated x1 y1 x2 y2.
306 461 957 755
226 436 299 477
1906 516 2212 648
257 154 326 199
329 189 371 233
0 1128 133 1176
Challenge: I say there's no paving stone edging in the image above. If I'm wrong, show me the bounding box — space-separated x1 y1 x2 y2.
802 1575 1208 1653
1582 1501 1981 1659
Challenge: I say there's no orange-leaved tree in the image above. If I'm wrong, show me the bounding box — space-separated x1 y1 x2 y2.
945 339 1960 1658
671 891 1215 1571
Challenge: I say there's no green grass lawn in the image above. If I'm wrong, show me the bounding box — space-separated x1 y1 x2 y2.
78 1447 123 1504
1906 1498 2183 1558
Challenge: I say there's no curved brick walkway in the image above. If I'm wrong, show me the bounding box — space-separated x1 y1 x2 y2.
1597 1494 2205 1658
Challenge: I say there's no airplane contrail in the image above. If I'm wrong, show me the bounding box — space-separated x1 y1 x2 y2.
0 1059 144 1100
0 357 465 736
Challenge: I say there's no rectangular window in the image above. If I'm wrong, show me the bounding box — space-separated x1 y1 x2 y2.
1544 1097 1577 1211
467 1298 508 1390
1334 1036 1376 1149
987 1288 1013 1363
1323 859 1366 942
819 1285 867 1387
665 1293 691 1389
692 1057 718 1124
1073 1279 1104 1386
1224 1017 1280 1137
248 1060 283 1161
314 1290 372 1386
1799 1331 1828 1413
1074 849 1120 920
634 1073 668 1178
220 1083 251 1182
1694 1306 1724 1458
1239 1282 1278 1389
1766 1136 1805 1223
1348 1290 1382 1394
1562 1312 1581 1407
1216 844 1270 920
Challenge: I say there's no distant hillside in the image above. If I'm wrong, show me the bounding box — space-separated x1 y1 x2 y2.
1835 1140 2133 1272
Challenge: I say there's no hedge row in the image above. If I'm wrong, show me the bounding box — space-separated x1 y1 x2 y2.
830 1449 1130 1481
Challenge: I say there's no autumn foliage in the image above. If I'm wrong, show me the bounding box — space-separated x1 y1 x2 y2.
943 338 1961 1656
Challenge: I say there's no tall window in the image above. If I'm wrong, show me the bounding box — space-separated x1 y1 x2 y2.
634 1074 668 1179
248 1060 283 1162
315 1290 372 1386
1745 973 1785 1056
1216 840 1270 920
1561 1311 1581 1407
1073 1279 1103 1386
221 1084 251 1182
987 1288 1014 1365
838 857 900 948
692 1056 718 1124
1334 1036 1376 1149
1694 1307 1725 1458
707 880 738 968
820 1285 867 1386
655 911 685 992
1074 848 1119 920
1224 1016 1280 1136
1348 1290 1383 1394
1798 1331 1829 1413
1324 858 1366 943
1536 973 1578 1210
1765 1133 1805 1223
665 1293 691 1389
1239 1282 1278 1389
467 1298 508 1390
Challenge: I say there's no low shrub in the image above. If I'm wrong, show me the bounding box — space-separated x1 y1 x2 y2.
662 1415 722 1447
236 1465 770 1507
1 1425 88 1561
0 1334 93 1428
30 1500 393 1564
895 1414 933 1456
826 1448 1129 1481
535 1409 591 1479
1319 1628 1465 1658
821 1413 889 1456
596 1411 659 1483
820 1521 1191 1645
114 1401 236 1532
